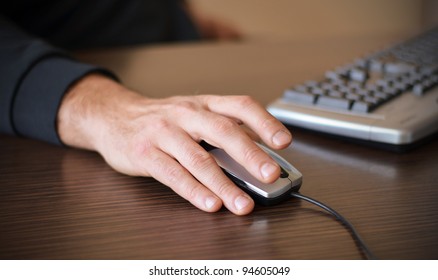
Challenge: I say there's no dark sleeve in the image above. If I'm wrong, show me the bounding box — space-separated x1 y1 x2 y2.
0 16 116 145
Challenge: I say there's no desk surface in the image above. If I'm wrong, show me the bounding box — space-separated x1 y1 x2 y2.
1 35 438 260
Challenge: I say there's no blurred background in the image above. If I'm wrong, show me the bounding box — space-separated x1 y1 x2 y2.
189 0 438 41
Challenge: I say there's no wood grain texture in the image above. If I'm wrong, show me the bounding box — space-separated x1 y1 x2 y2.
1 132 437 260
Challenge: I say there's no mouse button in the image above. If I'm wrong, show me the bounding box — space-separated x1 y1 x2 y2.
209 149 247 173
245 177 292 198
209 149 257 183
256 143 294 171
286 165 303 186
209 149 292 199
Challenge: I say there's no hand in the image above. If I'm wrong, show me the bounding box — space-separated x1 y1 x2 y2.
58 74 292 215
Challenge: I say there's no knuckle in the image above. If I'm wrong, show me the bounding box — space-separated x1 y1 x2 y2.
133 139 154 157
243 146 262 163
174 100 198 115
260 115 277 129
185 183 201 202
186 150 214 170
212 117 238 136
129 133 154 157
164 165 186 186
213 177 234 198
234 95 257 109
150 118 171 132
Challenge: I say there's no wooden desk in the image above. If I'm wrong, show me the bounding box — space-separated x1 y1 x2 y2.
1 35 437 260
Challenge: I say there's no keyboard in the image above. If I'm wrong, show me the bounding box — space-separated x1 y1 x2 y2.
267 27 438 150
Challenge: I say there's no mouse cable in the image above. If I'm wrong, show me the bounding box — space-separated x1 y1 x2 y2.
290 192 377 260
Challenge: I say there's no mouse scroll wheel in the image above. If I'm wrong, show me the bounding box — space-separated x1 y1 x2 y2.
280 166 289 178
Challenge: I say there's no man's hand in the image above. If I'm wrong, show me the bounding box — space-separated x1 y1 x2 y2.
58 74 292 215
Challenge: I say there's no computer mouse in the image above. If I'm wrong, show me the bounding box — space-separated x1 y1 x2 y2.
205 142 303 206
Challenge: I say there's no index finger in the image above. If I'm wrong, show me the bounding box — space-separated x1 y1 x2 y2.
201 95 292 149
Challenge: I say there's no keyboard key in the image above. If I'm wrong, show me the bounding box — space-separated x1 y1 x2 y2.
413 83 427 96
391 81 410 92
420 65 438 75
321 82 334 91
376 78 393 87
316 95 352 110
356 88 372 96
370 59 384 72
384 62 416 73
345 93 362 101
351 101 375 113
328 90 344 98
363 96 384 105
412 76 438 96
349 67 369 82
283 89 316 104
354 58 369 68
310 87 325 95
325 70 340 80
332 79 348 87
365 84 382 93
348 82 365 92
373 91 391 100
383 87 401 96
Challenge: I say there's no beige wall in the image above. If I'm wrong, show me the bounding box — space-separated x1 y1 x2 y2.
190 0 429 41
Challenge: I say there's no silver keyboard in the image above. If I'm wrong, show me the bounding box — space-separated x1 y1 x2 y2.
267 27 438 148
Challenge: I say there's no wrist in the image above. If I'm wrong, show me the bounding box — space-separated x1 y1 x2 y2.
57 73 144 151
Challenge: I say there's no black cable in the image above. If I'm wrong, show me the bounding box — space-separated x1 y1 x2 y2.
290 192 377 260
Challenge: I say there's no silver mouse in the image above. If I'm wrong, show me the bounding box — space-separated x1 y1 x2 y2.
207 143 303 205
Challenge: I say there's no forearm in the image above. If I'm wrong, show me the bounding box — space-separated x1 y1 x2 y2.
0 16 115 144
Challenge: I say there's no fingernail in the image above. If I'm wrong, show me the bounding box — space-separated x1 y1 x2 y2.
205 196 218 209
235 195 251 211
272 130 291 146
261 162 278 179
